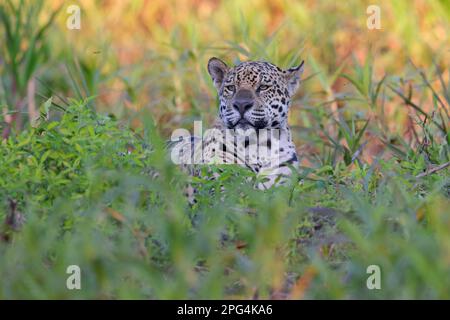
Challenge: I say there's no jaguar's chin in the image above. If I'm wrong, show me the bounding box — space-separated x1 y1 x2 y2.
227 119 269 131
234 119 253 130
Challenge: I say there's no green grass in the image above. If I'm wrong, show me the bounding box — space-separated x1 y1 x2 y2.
0 95 448 299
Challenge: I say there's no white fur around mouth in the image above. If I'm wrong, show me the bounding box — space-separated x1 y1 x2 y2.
229 118 253 129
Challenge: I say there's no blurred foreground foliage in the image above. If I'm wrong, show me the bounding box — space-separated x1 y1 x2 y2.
0 100 449 299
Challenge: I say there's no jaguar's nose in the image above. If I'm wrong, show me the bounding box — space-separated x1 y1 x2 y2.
233 100 254 116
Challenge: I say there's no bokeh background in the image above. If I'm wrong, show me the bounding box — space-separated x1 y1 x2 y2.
3 0 449 162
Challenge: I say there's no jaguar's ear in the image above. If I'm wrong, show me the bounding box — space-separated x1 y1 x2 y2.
208 57 229 90
284 60 305 96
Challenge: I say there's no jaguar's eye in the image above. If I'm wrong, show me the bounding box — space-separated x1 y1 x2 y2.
258 85 270 91
225 85 235 92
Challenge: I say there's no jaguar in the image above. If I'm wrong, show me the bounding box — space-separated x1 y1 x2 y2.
171 57 305 194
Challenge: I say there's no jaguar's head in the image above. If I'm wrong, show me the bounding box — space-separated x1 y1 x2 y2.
207 57 304 130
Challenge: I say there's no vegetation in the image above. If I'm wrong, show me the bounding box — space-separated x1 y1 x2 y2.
0 0 449 299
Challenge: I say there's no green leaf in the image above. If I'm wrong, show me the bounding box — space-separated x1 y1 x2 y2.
40 96 53 119
46 121 59 130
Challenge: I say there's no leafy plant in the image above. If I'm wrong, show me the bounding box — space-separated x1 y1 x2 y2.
0 0 61 137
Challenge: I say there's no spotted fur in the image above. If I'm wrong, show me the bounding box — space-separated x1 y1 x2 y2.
172 57 304 194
